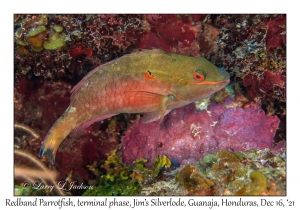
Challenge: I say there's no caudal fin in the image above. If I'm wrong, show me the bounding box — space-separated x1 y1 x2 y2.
39 107 77 164
39 146 56 164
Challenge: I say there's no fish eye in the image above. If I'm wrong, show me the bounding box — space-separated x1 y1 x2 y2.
193 69 206 81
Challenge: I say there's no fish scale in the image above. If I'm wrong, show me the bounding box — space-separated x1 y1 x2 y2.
40 49 230 164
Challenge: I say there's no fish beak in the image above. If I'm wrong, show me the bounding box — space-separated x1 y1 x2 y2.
220 79 230 85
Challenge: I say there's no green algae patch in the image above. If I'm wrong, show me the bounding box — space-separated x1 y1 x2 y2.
232 170 267 196
43 32 66 50
83 150 141 196
198 153 217 175
15 39 28 46
26 26 47 37
82 151 173 196
206 150 267 195
35 14 48 26
81 149 282 196
31 45 44 52
176 164 214 193
249 170 267 195
51 25 64 33
152 155 171 177
14 184 51 196
141 149 285 196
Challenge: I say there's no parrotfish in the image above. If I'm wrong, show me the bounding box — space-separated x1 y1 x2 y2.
40 49 230 164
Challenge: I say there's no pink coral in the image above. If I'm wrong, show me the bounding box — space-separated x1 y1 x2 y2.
138 15 196 52
265 15 286 51
122 98 281 166
240 69 285 102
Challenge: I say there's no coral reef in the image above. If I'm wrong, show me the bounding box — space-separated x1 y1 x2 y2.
141 149 285 196
207 150 267 196
14 14 286 196
82 151 172 196
213 14 286 143
14 14 145 80
122 95 281 166
83 150 143 196
138 14 219 57
138 15 196 52
175 164 214 195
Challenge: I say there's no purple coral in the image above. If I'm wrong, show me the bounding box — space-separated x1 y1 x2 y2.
122 98 281 166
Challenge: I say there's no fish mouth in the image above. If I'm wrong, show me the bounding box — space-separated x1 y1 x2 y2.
219 78 230 85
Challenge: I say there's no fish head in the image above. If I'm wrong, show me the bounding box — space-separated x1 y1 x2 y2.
169 57 230 105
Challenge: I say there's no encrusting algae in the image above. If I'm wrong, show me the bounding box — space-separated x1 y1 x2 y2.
175 165 214 194
83 151 172 196
205 150 267 195
140 149 285 196
15 15 67 52
14 146 285 196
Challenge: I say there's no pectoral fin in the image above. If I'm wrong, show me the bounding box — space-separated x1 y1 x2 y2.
139 93 171 124
141 109 171 124
131 91 174 124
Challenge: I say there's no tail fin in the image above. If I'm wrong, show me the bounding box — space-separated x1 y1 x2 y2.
39 107 77 164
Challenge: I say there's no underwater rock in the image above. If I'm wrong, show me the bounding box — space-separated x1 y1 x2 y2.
14 14 145 80
138 14 219 58
138 15 195 52
175 164 214 194
140 149 285 196
122 98 281 166
214 14 286 143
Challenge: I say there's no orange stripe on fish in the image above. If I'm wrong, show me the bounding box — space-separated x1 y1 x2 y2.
189 79 229 86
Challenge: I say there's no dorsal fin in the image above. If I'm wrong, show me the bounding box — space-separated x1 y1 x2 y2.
70 64 104 103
